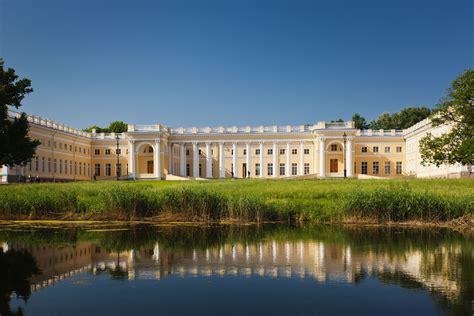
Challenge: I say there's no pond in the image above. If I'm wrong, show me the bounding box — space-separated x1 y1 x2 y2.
0 223 472 315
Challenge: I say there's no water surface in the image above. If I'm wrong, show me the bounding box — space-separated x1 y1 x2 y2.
0 223 472 315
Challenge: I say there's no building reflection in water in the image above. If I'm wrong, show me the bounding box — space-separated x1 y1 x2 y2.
1 238 463 304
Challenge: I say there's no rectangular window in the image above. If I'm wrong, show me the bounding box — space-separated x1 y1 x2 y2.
94 164 101 176
75 162 77 175
199 164 202 177
304 163 310 175
105 149 111 155
199 149 202 156
59 159 63 174
48 140 51 147
243 149 247 155
373 162 379 175
267 163 273 176
384 162 391 175
48 158 51 173
304 148 310 155
361 162 368 175
70 145 73 151
384 147 390 153
231 149 234 155
373 146 379 153
186 149 190 156
255 149 260 155
396 146 402 153
65 160 68 175
70 161 73 175
94 149 100 155
117 163 122 177
186 164 190 176
42 157 45 173
280 149 285 155
292 149 297 155
291 163 297 175
331 144 338 151
362 146 368 153
105 163 111 176
396 161 402 174
54 159 57 173
88 163 90 176
267 149 273 155
255 163 260 176
35 157 39 172
79 162 82 176
116 149 121 155
279 163 285 176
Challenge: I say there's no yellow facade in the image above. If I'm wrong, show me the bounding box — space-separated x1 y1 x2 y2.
0 111 469 183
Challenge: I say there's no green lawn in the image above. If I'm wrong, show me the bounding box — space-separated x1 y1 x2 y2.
0 179 472 224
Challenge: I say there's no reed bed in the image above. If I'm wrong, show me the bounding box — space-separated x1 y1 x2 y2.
0 179 472 224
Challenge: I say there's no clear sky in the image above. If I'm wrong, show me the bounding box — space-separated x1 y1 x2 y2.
1 0 472 129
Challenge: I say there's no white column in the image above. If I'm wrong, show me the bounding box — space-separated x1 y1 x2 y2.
245 142 250 178
232 142 237 178
129 140 136 179
155 139 161 179
1 165 9 183
272 142 277 178
168 142 173 175
192 142 199 178
219 142 225 178
313 140 318 174
286 142 290 176
319 138 325 178
300 141 304 176
346 138 353 178
206 142 212 178
180 143 186 177
259 142 264 178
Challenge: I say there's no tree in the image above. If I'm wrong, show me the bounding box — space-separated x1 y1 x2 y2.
83 121 128 133
351 113 369 129
419 69 474 175
370 107 431 130
0 59 39 167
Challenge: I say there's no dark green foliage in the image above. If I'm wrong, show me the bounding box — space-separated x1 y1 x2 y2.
83 121 128 133
0 59 39 166
370 107 431 130
351 113 369 129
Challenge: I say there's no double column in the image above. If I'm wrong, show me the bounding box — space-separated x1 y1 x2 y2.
319 138 325 178
346 138 353 178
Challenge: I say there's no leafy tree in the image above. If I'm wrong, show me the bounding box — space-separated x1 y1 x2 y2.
351 113 369 129
0 59 39 167
420 69 473 175
83 121 128 133
83 124 105 133
370 107 431 130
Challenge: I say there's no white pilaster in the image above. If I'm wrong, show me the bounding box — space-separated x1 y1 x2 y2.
155 139 161 179
232 142 237 178
346 138 353 178
219 142 225 178
1 165 8 183
313 140 318 174
286 142 290 176
206 142 212 178
180 143 186 177
168 142 172 175
300 141 304 176
319 138 325 178
272 142 277 178
259 142 264 178
245 142 250 178
129 140 136 180
192 142 199 178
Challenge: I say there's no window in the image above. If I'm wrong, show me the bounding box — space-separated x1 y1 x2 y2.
396 161 402 174
105 149 111 155
105 163 111 176
54 159 57 173
384 162 391 175
267 149 273 155
88 163 90 176
279 163 285 176
48 158 51 173
42 157 45 173
304 163 310 175
396 146 402 153
75 162 77 175
48 140 51 147
243 149 247 155
186 149 190 156
255 149 260 155
116 149 121 155
199 149 202 156
70 145 73 151
60 143 63 150
362 146 368 153
361 162 368 174
65 160 68 175
384 147 390 153
255 163 260 176
231 149 234 155
79 162 82 176
331 144 338 151
280 149 285 155
70 161 73 175
304 148 309 155
199 164 202 177
292 149 297 155
186 164 190 176
117 163 122 177
267 163 273 176
95 149 100 155
373 146 379 153
59 160 63 174
373 162 379 175
292 163 297 175
35 157 39 172
94 164 101 176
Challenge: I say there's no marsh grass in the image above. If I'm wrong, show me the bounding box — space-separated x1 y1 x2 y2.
0 179 472 224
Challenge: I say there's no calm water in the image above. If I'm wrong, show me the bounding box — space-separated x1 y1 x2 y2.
0 223 472 316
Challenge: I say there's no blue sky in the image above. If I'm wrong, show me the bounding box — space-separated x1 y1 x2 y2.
1 0 472 129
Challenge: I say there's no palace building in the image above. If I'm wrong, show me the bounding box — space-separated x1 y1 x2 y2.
1 110 469 183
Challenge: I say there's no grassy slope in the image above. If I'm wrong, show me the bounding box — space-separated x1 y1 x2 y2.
0 179 472 224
